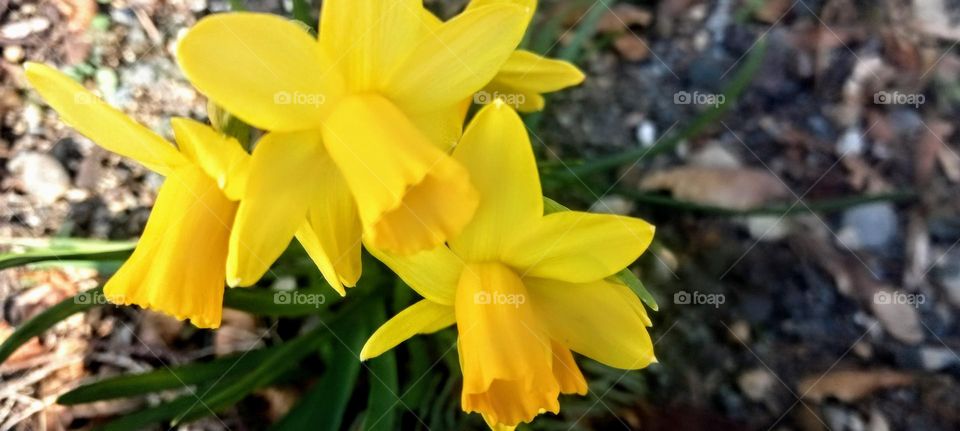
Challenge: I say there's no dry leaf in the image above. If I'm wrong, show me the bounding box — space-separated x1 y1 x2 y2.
0 321 45 366
598 4 653 33
793 231 924 344
613 34 650 61
54 0 97 33
754 0 793 24
639 167 790 210
799 370 914 403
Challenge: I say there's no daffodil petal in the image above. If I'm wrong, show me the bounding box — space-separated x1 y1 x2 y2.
105 165 235 328
480 82 545 112
296 161 362 294
404 99 470 150
319 0 423 91
177 13 343 132
365 243 462 305
322 94 477 254
525 277 656 370
491 50 585 94
24 62 184 176
466 0 537 18
449 102 541 261
170 118 250 200
227 131 325 286
504 211 655 283
384 4 527 113
359 300 455 361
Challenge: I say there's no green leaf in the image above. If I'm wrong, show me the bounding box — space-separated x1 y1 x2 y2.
272 315 366 431
612 268 659 312
0 287 104 365
362 304 399 431
58 348 274 405
94 324 334 430
223 285 336 317
0 238 133 271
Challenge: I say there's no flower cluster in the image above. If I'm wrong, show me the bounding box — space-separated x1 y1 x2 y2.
25 0 657 427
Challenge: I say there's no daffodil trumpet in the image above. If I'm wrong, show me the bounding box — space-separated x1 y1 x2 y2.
24 63 252 328
361 101 657 428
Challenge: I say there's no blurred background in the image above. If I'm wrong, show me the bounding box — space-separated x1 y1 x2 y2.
1 0 959 430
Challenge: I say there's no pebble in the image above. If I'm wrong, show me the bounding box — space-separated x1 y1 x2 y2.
3 45 24 63
737 368 776 401
636 120 657 148
22 103 43 135
839 203 898 252
9 152 71 205
919 346 960 370
838 127 866 155
0 17 50 40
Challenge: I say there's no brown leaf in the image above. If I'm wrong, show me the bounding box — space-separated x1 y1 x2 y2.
639 167 791 210
597 4 653 34
0 321 45 366
613 34 650 61
754 0 792 24
799 370 914 403
54 0 96 33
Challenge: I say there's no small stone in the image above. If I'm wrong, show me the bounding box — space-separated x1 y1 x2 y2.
636 119 657 148
0 18 50 40
9 152 71 204
22 103 42 134
3 45 24 63
920 346 960 370
589 195 635 215
839 203 898 252
737 369 776 401
838 127 866 155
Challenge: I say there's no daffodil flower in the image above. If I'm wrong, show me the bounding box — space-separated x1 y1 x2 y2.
175 0 531 290
426 0 586 112
25 63 250 328
360 102 657 428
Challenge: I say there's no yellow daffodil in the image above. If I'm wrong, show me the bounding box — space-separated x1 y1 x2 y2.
175 0 532 290
425 0 586 112
24 63 251 328
360 102 657 428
